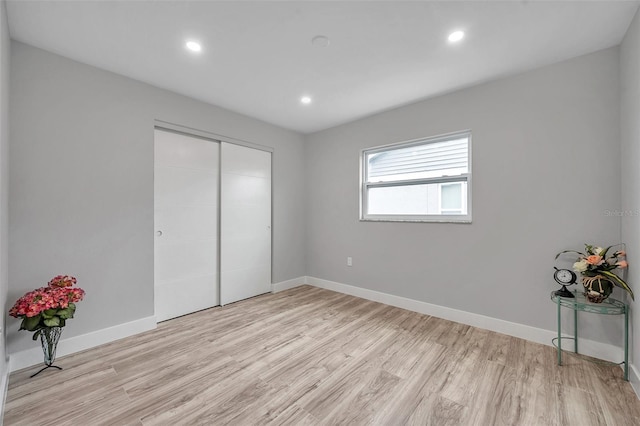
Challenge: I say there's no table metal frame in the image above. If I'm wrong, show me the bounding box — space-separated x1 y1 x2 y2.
551 290 628 381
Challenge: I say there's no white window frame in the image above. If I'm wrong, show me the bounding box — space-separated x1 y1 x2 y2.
360 131 472 223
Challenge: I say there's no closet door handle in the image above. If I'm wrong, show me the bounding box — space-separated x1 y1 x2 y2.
156 230 163 237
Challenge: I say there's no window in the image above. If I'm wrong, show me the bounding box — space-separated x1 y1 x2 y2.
361 131 472 222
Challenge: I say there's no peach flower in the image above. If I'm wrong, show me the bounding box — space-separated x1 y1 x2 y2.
616 260 628 268
586 255 604 266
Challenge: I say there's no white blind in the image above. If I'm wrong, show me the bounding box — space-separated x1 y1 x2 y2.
367 137 468 181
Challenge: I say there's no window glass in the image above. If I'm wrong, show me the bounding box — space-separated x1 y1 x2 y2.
440 183 463 214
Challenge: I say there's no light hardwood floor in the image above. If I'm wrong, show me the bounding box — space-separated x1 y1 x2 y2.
5 285 640 425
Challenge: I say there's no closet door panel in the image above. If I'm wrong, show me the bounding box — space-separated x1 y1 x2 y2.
220 143 271 305
154 129 219 321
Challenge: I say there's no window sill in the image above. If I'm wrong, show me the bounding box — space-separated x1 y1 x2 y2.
360 216 472 224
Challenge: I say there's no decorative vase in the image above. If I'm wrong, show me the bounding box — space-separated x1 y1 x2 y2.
30 327 64 378
40 326 62 366
582 274 613 303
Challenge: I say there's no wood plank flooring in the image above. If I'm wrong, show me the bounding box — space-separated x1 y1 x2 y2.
5 285 640 425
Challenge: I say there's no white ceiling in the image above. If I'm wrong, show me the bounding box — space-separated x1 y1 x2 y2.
6 1 639 134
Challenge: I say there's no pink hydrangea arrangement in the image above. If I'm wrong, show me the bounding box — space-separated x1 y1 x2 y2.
9 275 85 340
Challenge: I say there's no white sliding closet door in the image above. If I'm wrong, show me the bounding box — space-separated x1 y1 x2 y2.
220 143 272 305
154 129 219 321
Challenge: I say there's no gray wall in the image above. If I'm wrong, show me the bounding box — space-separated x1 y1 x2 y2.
6 30 633 361
306 47 623 343
8 41 306 354
621 9 640 382
0 0 9 396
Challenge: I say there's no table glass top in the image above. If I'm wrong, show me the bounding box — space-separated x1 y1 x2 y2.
550 290 626 315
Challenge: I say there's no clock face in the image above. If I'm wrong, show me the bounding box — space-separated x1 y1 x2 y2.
554 268 576 285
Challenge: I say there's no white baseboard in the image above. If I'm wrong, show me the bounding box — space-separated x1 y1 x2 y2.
6 279 627 377
9 316 157 372
630 363 640 398
306 276 624 364
271 276 307 293
0 358 9 425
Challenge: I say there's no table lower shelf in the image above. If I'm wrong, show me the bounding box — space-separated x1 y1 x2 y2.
551 290 628 381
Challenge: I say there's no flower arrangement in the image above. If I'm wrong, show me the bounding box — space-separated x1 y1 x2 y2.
9 275 85 340
556 244 633 301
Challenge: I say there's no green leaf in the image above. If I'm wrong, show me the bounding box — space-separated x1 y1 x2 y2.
600 270 635 300
43 317 60 327
599 245 615 259
23 315 41 331
42 309 57 319
57 308 73 319
32 329 41 341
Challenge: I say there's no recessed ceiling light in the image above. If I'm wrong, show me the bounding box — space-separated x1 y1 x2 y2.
300 96 312 105
186 40 202 52
312 35 330 48
448 31 465 43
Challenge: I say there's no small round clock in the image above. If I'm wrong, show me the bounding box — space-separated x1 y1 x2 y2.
553 267 576 298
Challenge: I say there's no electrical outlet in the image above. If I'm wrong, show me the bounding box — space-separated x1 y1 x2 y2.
347 257 353 267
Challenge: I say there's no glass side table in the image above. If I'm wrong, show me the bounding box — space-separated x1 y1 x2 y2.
551 290 628 381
